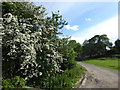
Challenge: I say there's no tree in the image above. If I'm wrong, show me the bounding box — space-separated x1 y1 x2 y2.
68 40 82 58
115 39 120 53
82 34 112 58
111 39 120 54
57 38 77 70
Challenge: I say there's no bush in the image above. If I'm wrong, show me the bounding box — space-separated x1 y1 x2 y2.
36 64 86 89
2 2 84 89
3 76 26 88
2 2 67 82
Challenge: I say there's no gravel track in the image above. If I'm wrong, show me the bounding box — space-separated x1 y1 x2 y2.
77 62 118 88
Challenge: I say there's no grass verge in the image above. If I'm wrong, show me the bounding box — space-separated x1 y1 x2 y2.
81 57 119 71
44 64 87 89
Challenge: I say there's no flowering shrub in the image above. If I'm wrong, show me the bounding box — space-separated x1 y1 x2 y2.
2 2 77 88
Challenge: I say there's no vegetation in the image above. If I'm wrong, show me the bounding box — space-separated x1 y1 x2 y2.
115 39 120 53
81 57 119 70
110 39 120 55
3 76 26 88
2 2 86 89
68 40 82 59
28 64 86 88
77 35 120 71
81 34 112 58
1 1 119 89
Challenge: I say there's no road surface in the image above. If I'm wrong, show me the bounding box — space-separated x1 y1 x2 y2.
77 62 118 88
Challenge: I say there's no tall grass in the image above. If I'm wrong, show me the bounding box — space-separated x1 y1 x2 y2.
37 64 86 89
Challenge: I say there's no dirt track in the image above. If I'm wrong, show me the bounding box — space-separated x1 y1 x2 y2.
77 62 118 88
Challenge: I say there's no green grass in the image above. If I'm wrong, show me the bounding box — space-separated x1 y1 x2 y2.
43 64 87 88
81 57 119 71
64 64 87 88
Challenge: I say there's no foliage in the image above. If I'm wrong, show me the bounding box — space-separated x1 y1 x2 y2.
32 64 86 88
68 40 82 59
82 34 112 58
106 39 120 55
114 39 120 53
57 38 77 70
68 40 82 54
2 2 78 88
3 76 26 88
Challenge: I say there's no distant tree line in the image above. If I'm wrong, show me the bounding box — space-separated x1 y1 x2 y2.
68 35 120 60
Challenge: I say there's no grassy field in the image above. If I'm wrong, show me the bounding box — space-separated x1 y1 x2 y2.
81 57 119 71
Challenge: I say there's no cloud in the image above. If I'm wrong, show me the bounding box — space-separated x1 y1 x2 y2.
64 25 79 31
71 16 118 44
85 18 92 21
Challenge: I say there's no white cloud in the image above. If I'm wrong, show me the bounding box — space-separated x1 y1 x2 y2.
85 18 92 21
64 25 79 31
71 16 118 44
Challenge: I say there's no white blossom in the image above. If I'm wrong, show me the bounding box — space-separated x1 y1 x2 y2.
4 13 13 23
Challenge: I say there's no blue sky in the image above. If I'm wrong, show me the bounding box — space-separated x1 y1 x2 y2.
34 2 118 44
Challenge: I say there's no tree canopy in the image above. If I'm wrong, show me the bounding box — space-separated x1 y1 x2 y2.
115 39 120 53
68 40 82 59
82 34 112 58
